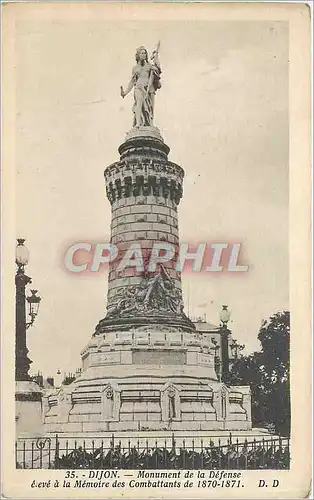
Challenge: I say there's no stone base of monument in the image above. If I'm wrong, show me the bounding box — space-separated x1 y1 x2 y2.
16 380 43 438
43 329 252 436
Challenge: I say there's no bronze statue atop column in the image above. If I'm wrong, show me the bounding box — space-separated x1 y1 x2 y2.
120 42 161 128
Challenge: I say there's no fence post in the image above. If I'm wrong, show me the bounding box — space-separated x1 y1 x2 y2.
200 439 204 469
55 435 59 469
192 439 195 470
253 438 256 469
48 438 51 469
118 440 122 469
244 438 248 470
172 434 176 469
31 441 34 469
39 441 43 469
92 440 95 468
146 439 149 469
163 439 167 468
101 440 104 468
131 442 135 469
218 439 221 469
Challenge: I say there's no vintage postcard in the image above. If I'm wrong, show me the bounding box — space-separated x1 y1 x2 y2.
1 2 312 499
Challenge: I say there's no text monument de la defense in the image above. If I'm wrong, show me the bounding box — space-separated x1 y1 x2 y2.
43 44 254 441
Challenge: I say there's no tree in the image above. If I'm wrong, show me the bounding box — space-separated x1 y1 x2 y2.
227 311 290 436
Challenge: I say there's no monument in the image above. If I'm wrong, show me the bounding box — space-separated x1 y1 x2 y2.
43 44 253 439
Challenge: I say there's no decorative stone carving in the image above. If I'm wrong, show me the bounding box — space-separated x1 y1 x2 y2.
102 384 120 422
161 383 181 422
105 169 183 205
106 264 185 320
105 387 114 399
58 388 72 405
45 387 74 425
105 160 184 180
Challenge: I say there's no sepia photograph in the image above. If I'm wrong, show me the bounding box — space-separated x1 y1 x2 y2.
1 2 312 498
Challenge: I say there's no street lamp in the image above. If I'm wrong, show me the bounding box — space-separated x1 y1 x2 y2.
15 239 41 381
219 305 231 383
26 289 41 328
230 338 245 360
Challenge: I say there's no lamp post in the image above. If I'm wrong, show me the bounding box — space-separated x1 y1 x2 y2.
219 305 231 383
15 239 41 381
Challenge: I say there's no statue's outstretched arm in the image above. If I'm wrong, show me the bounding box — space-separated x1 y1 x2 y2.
121 68 136 98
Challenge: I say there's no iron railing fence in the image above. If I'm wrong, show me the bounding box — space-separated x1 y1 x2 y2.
16 434 290 470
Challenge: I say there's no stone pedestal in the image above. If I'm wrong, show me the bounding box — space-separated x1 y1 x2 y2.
16 380 43 438
44 329 252 434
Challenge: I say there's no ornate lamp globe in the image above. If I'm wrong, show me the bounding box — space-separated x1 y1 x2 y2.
15 238 29 268
220 304 231 327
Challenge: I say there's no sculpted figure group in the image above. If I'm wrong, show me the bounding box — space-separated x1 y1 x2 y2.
107 264 184 319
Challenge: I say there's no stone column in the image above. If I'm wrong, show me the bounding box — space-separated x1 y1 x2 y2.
95 127 195 334
15 270 32 380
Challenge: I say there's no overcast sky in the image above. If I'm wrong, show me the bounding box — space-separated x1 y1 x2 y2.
15 17 289 377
